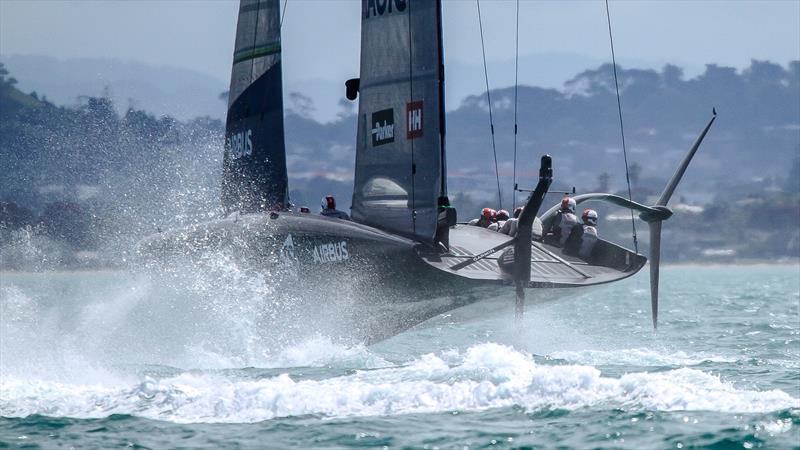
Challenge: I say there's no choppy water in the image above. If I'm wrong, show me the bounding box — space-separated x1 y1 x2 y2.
1 265 798 448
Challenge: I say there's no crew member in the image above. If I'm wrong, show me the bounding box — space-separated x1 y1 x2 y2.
500 207 523 236
544 197 577 246
468 208 495 228
564 208 599 258
320 195 350 220
578 209 599 258
488 209 510 231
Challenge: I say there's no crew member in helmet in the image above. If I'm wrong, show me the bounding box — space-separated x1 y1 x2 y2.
564 208 599 259
544 197 578 246
468 208 495 228
488 209 510 231
501 206 524 236
320 195 350 220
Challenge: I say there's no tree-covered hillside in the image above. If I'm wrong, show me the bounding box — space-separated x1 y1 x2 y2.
1 61 798 268
447 61 799 199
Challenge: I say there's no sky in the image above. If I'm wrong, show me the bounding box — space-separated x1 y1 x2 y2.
1 0 799 120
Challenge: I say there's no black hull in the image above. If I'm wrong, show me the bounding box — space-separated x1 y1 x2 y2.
137 213 486 343
137 212 645 343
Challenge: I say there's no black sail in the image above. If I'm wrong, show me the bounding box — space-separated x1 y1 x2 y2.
351 0 447 243
222 0 288 213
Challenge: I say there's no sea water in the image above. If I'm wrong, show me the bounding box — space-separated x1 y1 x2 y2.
1 265 798 448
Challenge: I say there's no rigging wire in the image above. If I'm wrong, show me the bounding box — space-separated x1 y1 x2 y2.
604 0 639 254
476 0 503 211
511 0 520 208
279 0 289 207
408 0 416 231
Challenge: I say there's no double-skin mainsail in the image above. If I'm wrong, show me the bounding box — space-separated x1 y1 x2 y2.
222 0 288 214
351 0 450 245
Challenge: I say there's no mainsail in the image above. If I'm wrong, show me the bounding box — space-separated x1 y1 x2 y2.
351 0 448 244
222 0 288 213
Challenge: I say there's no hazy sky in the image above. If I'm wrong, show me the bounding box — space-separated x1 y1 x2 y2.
1 0 799 119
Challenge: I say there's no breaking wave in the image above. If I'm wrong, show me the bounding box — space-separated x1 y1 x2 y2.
2 343 796 423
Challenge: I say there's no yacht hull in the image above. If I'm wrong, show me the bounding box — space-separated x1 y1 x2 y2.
137 212 644 343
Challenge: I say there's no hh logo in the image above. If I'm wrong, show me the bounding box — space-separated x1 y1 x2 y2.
406 101 423 139
371 108 395 146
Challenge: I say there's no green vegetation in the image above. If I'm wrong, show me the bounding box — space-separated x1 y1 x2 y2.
1 61 797 268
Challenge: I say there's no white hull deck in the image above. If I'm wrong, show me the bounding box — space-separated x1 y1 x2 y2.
420 224 647 288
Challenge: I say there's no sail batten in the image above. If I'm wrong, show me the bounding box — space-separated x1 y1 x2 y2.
232 42 281 64
359 71 439 90
351 0 447 243
222 0 288 214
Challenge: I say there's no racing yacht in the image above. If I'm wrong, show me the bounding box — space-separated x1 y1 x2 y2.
139 0 716 343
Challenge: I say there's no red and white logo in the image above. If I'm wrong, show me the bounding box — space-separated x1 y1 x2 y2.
406 101 423 139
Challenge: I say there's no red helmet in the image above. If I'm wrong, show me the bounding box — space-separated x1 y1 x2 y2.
582 209 598 226
496 209 510 221
513 206 523 218
322 195 336 210
481 207 495 220
561 197 577 213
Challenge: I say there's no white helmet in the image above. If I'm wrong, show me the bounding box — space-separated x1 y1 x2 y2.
321 195 336 211
582 209 598 226
561 197 577 213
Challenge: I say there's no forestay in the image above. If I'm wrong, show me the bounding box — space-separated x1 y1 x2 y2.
352 0 447 243
222 0 288 214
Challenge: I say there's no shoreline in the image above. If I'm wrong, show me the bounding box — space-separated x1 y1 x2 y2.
1 259 798 277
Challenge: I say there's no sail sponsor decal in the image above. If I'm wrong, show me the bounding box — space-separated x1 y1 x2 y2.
227 129 253 159
312 241 350 264
365 0 407 19
406 101 423 139
371 108 395 146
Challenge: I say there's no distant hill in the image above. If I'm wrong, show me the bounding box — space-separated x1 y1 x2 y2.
0 54 362 124
0 55 228 121
284 60 800 206
1 60 798 266
0 52 623 123
4 55 796 199
447 60 800 202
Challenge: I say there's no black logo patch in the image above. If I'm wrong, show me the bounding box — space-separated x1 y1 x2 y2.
406 101 423 139
371 108 395 146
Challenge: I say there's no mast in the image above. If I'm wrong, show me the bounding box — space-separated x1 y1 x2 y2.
221 0 288 214
436 0 447 198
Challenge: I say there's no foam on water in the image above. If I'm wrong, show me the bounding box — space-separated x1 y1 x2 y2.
0 290 387 382
549 348 738 367
183 335 391 370
267 336 391 369
2 343 796 424
0 253 392 377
